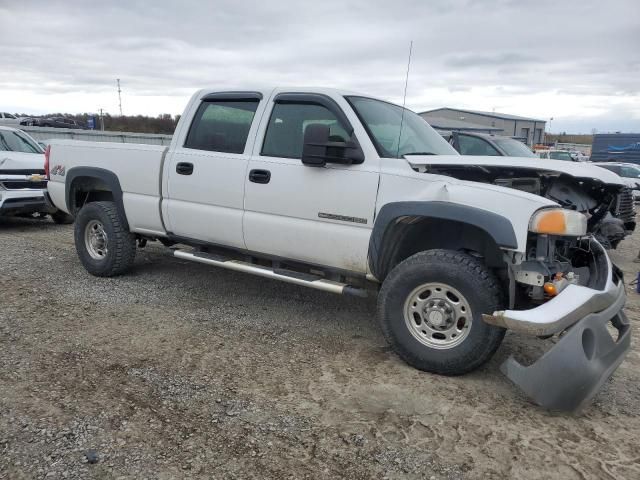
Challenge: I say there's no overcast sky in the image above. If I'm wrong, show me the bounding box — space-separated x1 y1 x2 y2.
1 0 638 133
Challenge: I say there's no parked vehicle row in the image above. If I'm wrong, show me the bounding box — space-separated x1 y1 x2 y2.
19 116 88 129
44 87 630 411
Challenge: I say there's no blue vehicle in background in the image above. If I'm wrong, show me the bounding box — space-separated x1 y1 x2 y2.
591 133 640 164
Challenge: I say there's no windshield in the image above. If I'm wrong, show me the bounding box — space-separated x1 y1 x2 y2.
346 96 458 158
493 138 536 157
549 151 573 161
0 129 43 154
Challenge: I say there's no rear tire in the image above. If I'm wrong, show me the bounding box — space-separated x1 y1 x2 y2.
51 210 74 225
378 249 505 375
74 201 136 277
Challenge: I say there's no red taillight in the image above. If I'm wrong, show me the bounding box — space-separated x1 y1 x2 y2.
44 145 50 179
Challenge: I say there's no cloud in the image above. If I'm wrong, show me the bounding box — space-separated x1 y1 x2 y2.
0 0 638 132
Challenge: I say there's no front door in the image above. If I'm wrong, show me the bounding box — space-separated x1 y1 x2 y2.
164 93 263 249
243 93 380 273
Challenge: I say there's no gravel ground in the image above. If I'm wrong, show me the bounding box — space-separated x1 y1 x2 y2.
1 215 639 479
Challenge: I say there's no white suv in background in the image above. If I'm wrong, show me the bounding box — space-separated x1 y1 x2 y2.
0 112 20 126
595 162 640 202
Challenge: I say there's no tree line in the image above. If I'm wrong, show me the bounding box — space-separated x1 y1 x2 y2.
16 113 180 134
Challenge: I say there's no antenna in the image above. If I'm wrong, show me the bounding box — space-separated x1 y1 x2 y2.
396 40 413 158
116 79 123 116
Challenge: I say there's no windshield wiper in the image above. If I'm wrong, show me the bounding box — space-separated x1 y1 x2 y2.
404 152 437 156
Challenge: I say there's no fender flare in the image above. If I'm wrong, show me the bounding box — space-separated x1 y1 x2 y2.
369 201 518 279
65 166 128 228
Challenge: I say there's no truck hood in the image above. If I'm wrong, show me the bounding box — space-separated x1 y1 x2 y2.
406 155 626 187
0 151 45 173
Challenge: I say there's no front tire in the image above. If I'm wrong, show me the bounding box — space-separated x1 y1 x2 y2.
74 201 136 277
378 249 505 375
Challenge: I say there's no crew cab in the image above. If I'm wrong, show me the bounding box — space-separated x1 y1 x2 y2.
0 126 72 223
45 87 630 411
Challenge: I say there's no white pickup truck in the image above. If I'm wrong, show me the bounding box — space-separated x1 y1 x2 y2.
45 87 630 411
0 126 72 223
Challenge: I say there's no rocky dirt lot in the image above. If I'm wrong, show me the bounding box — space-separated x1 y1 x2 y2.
1 216 639 480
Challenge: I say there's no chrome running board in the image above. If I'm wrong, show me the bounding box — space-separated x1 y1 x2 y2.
173 249 367 297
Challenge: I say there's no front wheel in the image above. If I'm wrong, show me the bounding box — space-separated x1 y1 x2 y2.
377 249 505 375
74 201 136 277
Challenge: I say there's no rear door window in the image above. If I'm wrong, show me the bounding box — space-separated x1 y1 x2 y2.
185 100 260 154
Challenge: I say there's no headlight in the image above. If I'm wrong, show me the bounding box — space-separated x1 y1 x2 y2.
529 208 587 236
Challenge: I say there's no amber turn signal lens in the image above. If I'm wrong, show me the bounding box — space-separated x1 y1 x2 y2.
536 211 566 234
543 282 558 296
529 208 587 236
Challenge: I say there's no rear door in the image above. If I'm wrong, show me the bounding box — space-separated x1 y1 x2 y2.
163 92 265 249
243 92 380 273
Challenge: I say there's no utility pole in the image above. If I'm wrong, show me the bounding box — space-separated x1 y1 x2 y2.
99 108 105 131
116 79 123 116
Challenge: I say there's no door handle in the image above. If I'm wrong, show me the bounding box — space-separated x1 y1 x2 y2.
176 162 194 175
249 169 271 184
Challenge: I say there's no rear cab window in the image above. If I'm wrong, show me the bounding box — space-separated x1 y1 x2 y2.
184 94 261 154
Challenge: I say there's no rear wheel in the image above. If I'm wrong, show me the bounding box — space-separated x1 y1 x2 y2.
74 201 136 277
378 249 505 375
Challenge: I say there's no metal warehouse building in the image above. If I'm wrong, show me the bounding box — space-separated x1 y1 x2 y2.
419 108 546 147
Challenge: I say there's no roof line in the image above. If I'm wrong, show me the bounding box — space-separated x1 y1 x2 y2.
419 107 546 123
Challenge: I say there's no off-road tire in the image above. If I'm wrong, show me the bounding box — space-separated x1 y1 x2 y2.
74 201 136 277
51 210 74 225
378 249 505 375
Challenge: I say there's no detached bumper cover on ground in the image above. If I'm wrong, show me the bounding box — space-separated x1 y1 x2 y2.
484 239 631 412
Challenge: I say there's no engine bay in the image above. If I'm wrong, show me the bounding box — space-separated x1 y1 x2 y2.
419 164 627 248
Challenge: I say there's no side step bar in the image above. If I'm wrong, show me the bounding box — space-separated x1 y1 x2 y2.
173 250 368 297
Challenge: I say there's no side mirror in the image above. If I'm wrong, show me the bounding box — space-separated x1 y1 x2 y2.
301 123 364 167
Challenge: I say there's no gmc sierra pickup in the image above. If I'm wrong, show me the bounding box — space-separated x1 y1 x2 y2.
45 87 630 411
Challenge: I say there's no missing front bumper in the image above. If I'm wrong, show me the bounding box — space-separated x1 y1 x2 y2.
501 284 630 412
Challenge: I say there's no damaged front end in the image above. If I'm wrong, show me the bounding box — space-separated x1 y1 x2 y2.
417 161 632 249
484 232 630 412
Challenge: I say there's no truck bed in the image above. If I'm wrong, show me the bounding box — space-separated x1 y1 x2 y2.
47 140 168 235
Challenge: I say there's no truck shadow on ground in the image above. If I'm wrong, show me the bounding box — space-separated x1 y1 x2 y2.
0 216 63 230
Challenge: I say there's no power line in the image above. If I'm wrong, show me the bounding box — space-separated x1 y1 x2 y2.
116 79 123 116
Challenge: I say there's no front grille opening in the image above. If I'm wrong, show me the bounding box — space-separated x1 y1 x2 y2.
0 181 47 190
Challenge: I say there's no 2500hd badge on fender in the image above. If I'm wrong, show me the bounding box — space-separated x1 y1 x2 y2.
44 87 630 411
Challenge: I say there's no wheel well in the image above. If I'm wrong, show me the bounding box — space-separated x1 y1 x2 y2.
69 177 115 214
374 216 507 280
